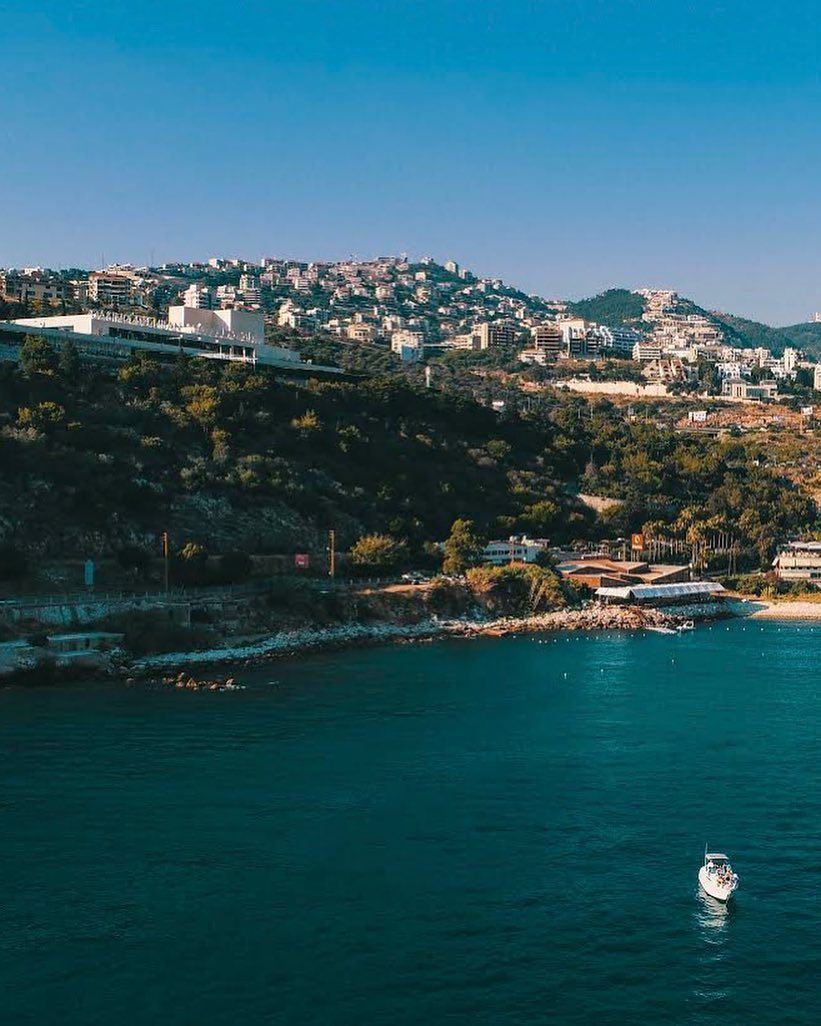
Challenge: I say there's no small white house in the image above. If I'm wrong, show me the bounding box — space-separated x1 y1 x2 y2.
483 536 550 566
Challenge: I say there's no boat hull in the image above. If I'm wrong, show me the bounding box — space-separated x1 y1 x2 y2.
698 866 736 902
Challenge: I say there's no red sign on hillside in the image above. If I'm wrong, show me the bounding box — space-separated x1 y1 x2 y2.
294 553 310 569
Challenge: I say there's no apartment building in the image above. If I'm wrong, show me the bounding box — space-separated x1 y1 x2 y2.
773 541 821 583
0 271 73 305
475 320 517 349
346 323 378 343
530 322 564 358
88 272 135 308
182 282 217 309
633 341 663 362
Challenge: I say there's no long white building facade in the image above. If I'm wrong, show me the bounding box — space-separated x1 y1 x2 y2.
0 306 343 377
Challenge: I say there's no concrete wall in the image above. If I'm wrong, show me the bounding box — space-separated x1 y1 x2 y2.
13 313 97 334
555 379 670 398
0 594 190 628
168 306 265 345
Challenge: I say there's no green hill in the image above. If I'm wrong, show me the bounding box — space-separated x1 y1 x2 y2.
711 312 821 357
566 289 645 327
0 337 815 591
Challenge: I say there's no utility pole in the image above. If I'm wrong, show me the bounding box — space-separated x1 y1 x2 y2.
328 529 336 579
161 531 169 594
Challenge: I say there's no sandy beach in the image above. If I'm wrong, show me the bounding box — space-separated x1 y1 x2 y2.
731 599 821 620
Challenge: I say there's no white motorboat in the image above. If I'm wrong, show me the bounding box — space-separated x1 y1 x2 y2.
646 625 677 635
677 620 695 632
698 848 739 902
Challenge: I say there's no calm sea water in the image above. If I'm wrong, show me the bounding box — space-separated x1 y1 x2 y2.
2 620 819 1025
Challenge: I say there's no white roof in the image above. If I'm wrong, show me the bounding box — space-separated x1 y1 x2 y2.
596 582 725 600
596 586 633 599
629 582 724 600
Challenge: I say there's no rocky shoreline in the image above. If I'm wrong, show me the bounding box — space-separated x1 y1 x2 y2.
0 600 734 687
130 601 724 681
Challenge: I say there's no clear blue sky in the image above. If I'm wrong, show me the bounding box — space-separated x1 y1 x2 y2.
2 0 820 324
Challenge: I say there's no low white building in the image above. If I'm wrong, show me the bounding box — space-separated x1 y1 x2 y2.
721 378 778 400
483 536 550 566
2 307 342 376
773 541 821 583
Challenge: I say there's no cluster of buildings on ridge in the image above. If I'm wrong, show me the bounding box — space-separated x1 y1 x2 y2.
2 261 820 396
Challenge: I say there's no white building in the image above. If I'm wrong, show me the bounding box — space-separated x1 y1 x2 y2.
391 330 425 363
182 282 217 309
595 324 642 357
773 541 821 583
721 378 778 400
475 321 517 349
483 536 551 566
633 341 663 362
2 307 341 375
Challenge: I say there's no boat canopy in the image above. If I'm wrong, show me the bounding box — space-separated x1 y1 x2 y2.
705 853 730 861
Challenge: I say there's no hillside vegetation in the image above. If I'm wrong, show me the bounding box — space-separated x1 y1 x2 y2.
0 336 816 586
566 289 645 326
710 311 821 357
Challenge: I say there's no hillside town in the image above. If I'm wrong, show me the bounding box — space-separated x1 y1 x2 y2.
2 257 820 400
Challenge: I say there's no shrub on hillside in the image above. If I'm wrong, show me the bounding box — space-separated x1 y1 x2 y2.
465 563 573 616
350 534 407 574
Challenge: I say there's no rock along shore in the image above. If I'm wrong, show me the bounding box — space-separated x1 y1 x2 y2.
131 601 723 678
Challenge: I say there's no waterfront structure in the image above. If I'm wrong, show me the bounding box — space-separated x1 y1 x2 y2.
596 581 725 606
556 557 691 590
772 541 821 583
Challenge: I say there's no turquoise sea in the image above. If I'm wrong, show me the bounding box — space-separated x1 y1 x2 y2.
2 620 819 1025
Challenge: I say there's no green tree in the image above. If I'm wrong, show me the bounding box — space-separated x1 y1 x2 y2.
350 533 407 572
20 336 58 376
17 401 66 432
58 340 81 382
443 518 485 575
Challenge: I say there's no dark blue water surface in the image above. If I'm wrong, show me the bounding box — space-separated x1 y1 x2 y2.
2 620 820 1025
